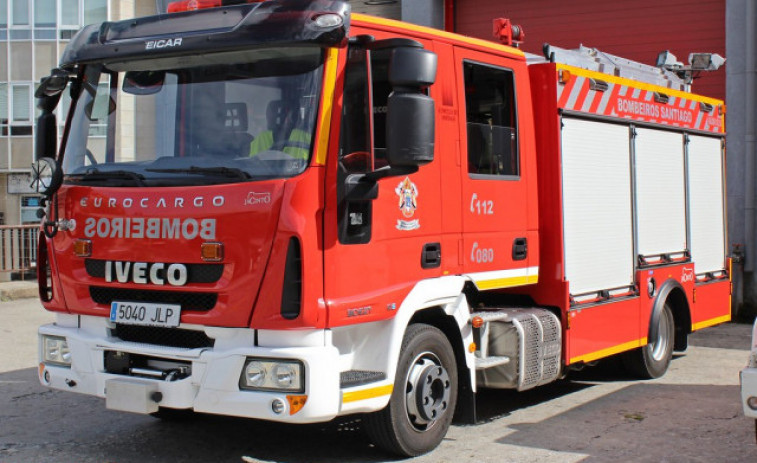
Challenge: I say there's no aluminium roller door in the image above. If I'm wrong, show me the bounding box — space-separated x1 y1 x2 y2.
687 135 726 275
561 118 634 295
634 128 687 259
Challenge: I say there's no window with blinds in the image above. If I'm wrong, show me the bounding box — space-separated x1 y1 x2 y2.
0 83 7 136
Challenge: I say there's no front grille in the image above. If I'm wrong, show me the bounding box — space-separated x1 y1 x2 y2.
85 259 224 283
112 324 214 349
90 286 217 311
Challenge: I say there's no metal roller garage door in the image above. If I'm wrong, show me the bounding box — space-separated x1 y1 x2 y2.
347 0 401 19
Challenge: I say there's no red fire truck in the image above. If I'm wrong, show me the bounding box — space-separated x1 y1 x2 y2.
32 0 729 456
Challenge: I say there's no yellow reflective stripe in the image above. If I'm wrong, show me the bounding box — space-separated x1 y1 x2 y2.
249 130 311 158
249 130 273 156
475 274 538 291
314 48 339 166
467 267 539 291
692 314 731 331
283 129 312 159
569 338 647 365
341 384 393 404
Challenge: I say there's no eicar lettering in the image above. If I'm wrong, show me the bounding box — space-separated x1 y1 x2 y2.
146 38 183 50
83 217 216 240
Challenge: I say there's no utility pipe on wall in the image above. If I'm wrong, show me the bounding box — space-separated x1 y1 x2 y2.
745 0 756 272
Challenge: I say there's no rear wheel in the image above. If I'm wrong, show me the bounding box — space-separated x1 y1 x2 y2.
363 324 458 457
624 303 675 379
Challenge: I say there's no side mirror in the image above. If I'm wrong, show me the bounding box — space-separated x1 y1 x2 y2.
30 157 63 197
385 47 437 168
34 69 69 161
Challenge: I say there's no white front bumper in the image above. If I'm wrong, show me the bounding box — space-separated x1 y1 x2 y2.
741 363 757 419
38 317 342 423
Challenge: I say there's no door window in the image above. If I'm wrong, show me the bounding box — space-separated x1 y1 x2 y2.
463 61 518 178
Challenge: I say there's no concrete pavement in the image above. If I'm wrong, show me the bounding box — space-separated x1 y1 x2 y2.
0 280 38 302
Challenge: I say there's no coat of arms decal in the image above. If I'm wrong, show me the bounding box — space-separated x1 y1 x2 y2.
395 177 420 231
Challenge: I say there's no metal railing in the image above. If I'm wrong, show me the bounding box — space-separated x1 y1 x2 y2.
0 225 39 280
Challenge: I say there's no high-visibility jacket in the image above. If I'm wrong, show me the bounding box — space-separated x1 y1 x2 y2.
249 129 311 159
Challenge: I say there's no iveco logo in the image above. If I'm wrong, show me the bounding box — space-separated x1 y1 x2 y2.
146 38 183 50
105 261 188 286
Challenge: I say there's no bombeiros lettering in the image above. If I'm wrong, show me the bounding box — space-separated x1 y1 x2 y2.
83 217 216 240
105 261 188 286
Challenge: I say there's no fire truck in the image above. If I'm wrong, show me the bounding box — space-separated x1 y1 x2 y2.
32 0 730 456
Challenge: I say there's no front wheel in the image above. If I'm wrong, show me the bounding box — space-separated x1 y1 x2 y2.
363 324 458 457
624 303 675 379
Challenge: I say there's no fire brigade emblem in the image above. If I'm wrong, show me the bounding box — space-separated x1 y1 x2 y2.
395 177 420 231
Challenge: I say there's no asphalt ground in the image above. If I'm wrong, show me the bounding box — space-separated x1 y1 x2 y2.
1 297 756 463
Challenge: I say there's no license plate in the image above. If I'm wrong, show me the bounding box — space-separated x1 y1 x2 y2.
110 301 181 328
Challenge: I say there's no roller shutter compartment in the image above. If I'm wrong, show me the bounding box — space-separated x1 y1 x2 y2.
687 135 726 275
560 118 634 296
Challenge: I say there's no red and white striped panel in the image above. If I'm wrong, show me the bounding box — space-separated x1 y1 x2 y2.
557 74 723 134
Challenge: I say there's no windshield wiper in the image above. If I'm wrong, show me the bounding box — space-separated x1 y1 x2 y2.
146 166 251 180
68 169 146 187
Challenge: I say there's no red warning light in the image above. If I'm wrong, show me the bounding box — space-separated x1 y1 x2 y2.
167 0 263 13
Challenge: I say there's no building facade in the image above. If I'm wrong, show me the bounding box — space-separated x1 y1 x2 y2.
0 0 159 227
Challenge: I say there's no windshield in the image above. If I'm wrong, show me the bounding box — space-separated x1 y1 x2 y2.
61 47 324 186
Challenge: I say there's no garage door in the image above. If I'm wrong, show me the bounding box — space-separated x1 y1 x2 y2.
347 0 401 19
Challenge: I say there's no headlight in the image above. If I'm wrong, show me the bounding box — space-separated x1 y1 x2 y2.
240 358 304 393
42 335 71 366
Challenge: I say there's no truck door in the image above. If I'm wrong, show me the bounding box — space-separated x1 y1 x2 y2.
323 36 443 326
454 47 537 290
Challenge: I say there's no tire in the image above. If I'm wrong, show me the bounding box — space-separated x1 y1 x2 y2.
363 324 458 457
624 303 675 379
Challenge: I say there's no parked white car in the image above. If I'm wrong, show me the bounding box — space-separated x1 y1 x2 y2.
741 319 757 442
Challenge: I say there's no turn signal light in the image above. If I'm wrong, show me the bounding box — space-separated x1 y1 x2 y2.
201 242 224 262
73 239 92 257
287 395 308 415
558 69 572 85
471 316 484 329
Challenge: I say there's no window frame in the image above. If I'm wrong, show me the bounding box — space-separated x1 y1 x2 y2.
10 0 29 27
0 0 8 28
58 0 80 29
10 82 31 122
462 59 521 181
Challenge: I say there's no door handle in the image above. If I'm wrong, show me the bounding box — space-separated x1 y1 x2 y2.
512 238 527 261
422 242 442 269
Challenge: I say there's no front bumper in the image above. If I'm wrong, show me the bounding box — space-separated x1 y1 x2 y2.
38 316 341 423
741 362 757 419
